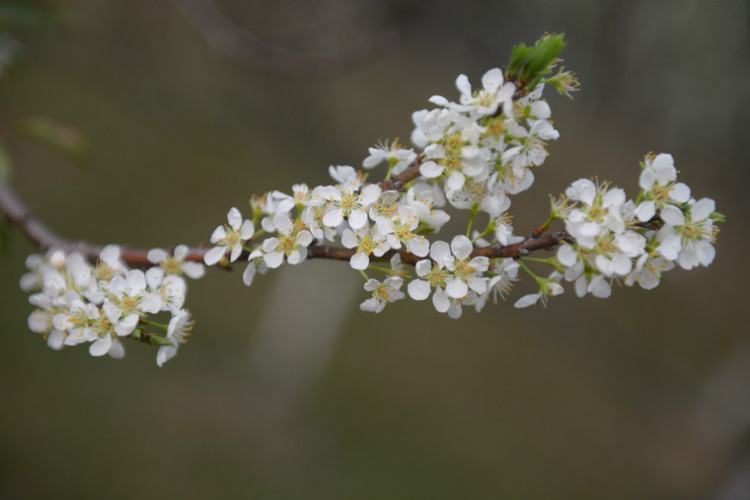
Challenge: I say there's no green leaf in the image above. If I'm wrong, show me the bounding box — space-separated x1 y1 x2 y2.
146 335 175 347
13 116 91 166
506 33 567 91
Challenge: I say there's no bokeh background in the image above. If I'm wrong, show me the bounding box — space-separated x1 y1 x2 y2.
1 1 748 498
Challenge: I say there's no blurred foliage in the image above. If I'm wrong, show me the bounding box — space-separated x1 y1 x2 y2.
0 1 748 499
12 116 90 166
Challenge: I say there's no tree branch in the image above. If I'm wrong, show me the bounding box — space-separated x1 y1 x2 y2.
1 177 571 271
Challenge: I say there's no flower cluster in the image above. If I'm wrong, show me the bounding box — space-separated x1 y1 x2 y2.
14 34 722 366
21 245 203 365
202 61 580 318
202 66 720 318
525 153 720 304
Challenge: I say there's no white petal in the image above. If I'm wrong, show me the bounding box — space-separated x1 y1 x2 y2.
419 161 443 178
408 279 431 300
341 230 358 249
415 259 432 277
658 235 682 260
99 245 121 266
89 336 112 357
227 207 242 230
450 235 473 261
432 288 451 312
264 251 284 269
455 74 471 96
240 220 255 240
146 267 164 290
482 68 504 93
140 293 163 314
514 293 540 308
634 201 656 222
445 278 468 299
639 167 657 190
612 253 632 275
174 245 188 260
691 198 715 222
468 257 490 273
467 275 487 294
669 183 691 203
108 339 125 359
660 205 685 226
181 261 205 279
447 302 463 320
446 171 465 191
360 297 384 313
296 231 313 247
29 311 50 333
204 246 226 266
47 330 64 350
407 238 430 257
322 208 344 228
115 314 139 336
287 249 305 265
210 226 226 244
588 275 612 298
348 210 368 230
429 241 451 265
272 214 293 235
147 248 168 264
229 244 242 262
557 245 578 267
350 252 369 270
242 262 256 286
359 185 382 206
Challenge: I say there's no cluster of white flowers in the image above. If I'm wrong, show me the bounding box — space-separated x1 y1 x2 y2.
21 245 204 365
526 153 720 305
203 66 574 318
14 34 722 367
202 63 720 319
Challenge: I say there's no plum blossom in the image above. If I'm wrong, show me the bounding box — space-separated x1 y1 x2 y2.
204 207 254 266
359 277 405 313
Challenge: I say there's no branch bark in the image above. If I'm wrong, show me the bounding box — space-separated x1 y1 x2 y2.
0 178 570 270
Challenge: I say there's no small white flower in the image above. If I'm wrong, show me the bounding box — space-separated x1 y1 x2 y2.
316 183 382 229
656 198 717 269
148 245 205 279
259 214 313 268
514 274 564 308
204 207 254 266
635 153 691 222
375 206 429 257
453 67 516 119
341 225 390 270
362 141 417 175
156 309 193 367
359 277 405 313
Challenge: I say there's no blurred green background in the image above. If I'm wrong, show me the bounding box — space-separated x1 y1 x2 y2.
1 1 748 498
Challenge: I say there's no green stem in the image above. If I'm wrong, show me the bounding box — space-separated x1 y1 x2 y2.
635 189 645 205
140 318 168 332
367 265 393 274
520 256 556 265
359 270 370 280
465 206 479 237
518 261 544 287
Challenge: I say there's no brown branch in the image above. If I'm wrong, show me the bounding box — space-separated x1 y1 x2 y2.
0 66 572 270
1 178 573 272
